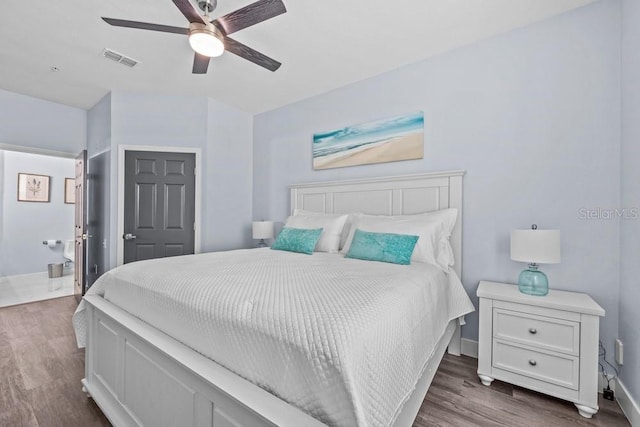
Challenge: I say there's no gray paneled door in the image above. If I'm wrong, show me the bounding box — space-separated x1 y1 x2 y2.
123 151 196 264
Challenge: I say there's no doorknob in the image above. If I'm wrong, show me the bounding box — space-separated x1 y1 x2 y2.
123 233 137 240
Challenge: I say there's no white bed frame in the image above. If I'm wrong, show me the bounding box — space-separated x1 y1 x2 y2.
82 170 465 427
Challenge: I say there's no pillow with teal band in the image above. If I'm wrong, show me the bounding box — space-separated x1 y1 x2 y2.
345 229 419 265
271 227 324 255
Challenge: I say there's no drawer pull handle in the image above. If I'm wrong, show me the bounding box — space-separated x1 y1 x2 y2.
529 360 537 367
529 328 537 335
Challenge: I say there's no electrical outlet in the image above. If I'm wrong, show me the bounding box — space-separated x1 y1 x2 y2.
615 339 624 365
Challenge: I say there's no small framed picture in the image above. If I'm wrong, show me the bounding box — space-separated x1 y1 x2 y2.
17 173 50 202
64 178 76 204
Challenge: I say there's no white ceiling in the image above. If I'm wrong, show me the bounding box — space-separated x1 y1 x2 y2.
0 0 595 113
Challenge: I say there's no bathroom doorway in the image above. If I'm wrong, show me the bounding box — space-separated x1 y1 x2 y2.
0 147 77 307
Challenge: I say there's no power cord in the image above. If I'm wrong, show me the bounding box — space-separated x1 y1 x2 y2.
599 340 619 400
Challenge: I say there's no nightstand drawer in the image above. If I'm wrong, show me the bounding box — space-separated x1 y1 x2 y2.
493 308 580 355
492 340 579 390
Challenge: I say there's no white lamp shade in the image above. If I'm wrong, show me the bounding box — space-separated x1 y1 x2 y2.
252 221 274 240
511 229 561 264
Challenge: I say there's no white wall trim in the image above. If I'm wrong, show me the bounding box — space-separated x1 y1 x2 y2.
617 379 640 427
0 142 76 159
116 145 202 267
461 338 478 358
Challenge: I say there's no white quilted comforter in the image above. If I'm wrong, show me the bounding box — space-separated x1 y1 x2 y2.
73 248 474 427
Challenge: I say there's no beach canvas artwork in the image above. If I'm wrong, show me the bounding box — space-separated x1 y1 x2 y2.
312 112 424 170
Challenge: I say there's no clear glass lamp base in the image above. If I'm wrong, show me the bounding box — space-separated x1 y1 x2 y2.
518 264 549 296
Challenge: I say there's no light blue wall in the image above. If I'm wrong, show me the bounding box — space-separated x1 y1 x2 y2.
0 86 253 275
0 88 86 153
108 92 209 268
620 0 640 406
0 150 74 275
204 98 254 251
253 1 621 353
0 88 86 277
111 92 209 147
85 92 254 270
87 93 112 155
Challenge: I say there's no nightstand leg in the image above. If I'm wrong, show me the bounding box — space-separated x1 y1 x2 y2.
478 374 494 386
575 404 598 418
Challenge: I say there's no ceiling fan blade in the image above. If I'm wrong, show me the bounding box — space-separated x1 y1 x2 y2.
224 37 281 72
214 0 286 35
172 0 207 24
102 18 188 35
192 53 210 74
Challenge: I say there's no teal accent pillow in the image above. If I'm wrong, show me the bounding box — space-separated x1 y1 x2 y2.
345 229 419 265
271 227 324 255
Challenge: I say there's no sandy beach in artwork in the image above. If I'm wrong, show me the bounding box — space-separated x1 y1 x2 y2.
313 133 423 170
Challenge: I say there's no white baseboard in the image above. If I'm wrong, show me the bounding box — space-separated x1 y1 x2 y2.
461 338 478 358
617 379 640 427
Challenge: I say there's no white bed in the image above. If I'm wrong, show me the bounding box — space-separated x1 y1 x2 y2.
76 170 472 427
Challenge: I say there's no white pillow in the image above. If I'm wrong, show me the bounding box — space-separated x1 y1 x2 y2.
340 209 457 271
285 212 348 253
407 208 457 269
294 209 354 250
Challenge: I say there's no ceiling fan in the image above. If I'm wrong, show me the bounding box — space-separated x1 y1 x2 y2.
102 0 286 74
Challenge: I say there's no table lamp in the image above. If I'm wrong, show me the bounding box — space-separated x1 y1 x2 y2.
252 221 274 247
510 224 561 296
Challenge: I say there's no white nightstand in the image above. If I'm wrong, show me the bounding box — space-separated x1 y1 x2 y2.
477 281 605 418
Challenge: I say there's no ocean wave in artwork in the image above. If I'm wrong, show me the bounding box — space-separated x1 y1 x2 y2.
312 112 424 169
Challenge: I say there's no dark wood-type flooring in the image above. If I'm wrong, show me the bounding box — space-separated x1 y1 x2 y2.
0 296 630 426
0 296 109 426
416 350 629 427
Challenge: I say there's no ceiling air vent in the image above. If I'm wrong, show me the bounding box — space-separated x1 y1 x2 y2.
101 48 140 68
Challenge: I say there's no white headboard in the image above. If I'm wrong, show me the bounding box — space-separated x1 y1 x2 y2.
290 170 465 277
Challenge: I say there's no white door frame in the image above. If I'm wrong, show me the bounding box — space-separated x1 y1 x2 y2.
116 145 202 267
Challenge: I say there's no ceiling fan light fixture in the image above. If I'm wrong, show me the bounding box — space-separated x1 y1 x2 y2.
188 23 225 58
